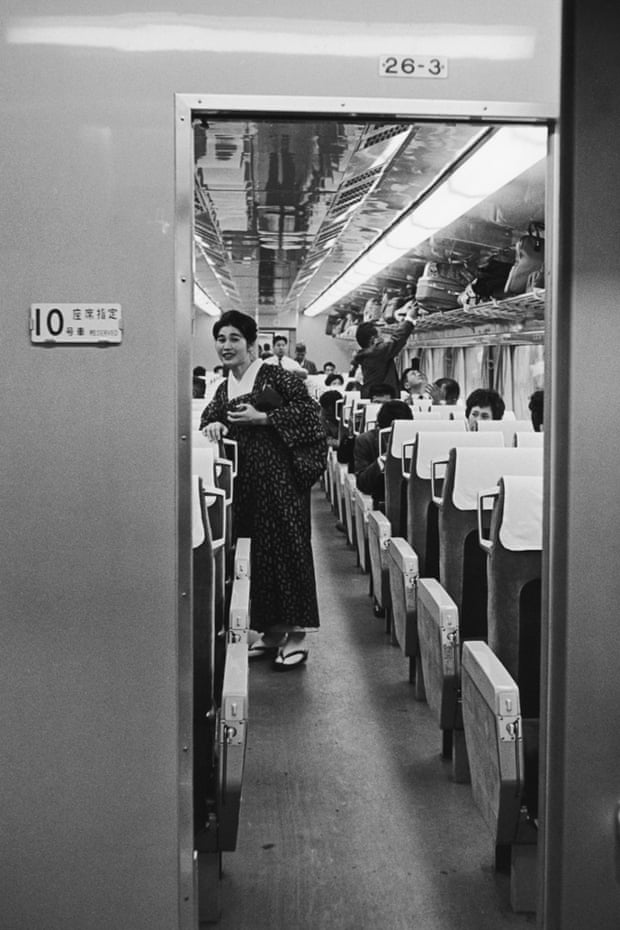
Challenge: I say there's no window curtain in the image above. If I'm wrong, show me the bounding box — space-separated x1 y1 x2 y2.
494 346 515 414
512 345 544 418
418 347 447 383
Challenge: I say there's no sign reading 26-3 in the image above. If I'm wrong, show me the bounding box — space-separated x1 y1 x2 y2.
30 304 123 344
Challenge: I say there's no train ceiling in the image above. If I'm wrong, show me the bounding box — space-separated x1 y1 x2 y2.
193 117 545 322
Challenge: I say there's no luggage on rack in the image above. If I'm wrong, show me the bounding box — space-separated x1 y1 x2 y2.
415 261 472 312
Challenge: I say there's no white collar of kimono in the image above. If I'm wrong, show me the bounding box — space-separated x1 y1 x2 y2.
227 357 264 400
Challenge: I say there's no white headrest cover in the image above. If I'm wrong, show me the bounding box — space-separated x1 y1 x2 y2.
452 447 543 510
515 432 544 448
390 418 466 457
415 431 504 479
192 444 217 490
498 475 543 551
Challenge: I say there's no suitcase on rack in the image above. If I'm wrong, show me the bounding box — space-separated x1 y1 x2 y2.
415 261 472 312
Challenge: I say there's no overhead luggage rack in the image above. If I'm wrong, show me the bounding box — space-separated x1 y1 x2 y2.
330 291 545 347
409 291 545 346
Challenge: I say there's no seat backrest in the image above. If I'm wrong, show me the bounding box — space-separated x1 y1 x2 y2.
477 418 533 444
495 475 543 551
514 431 544 448
192 474 207 548
192 444 218 490
449 447 543 511
415 430 504 480
363 402 381 431
430 405 467 421
389 418 466 459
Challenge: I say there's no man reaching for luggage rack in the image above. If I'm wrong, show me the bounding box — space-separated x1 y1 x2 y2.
351 299 420 398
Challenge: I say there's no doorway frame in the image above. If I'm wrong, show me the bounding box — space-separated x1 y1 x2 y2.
175 92 555 925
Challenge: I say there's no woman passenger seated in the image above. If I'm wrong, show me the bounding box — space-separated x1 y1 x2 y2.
465 388 506 430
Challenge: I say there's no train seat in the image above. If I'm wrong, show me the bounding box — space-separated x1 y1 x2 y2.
367 509 392 622
406 430 504 578
334 461 349 526
417 578 461 764
385 418 467 538
353 487 374 574
385 538 423 691
477 418 533 445
461 640 537 913
479 475 543 719
430 405 467 421
217 640 249 852
436 446 543 641
362 401 381 431
351 397 370 435
514 431 544 448
192 475 219 917
326 447 338 507
192 452 228 632
344 472 357 549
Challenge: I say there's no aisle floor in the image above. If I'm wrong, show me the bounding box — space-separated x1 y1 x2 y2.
214 487 536 929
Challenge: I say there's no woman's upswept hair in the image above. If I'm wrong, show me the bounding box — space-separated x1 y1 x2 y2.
212 310 258 344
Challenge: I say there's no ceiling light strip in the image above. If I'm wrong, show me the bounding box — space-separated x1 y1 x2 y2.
304 125 547 317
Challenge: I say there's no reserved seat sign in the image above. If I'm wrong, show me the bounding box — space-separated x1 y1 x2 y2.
30 303 122 344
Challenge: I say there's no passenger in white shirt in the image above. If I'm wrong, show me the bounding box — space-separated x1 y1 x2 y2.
264 334 308 379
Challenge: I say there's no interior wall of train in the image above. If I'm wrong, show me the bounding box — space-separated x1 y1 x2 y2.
12 2 620 929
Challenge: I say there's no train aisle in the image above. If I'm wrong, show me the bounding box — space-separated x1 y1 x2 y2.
215 486 535 929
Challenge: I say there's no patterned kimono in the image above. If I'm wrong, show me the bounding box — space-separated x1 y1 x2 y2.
200 363 325 632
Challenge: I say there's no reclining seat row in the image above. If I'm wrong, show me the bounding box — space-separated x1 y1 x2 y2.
406 430 504 577
436 446 543 642
368 420 468 623
191 440 251 922
461 474 543 913
418 446 543 780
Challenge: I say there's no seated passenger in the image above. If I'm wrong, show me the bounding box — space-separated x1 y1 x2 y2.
354 400 413 511
325 372 345 389
433 376 461 405
465 388 506 430
529 389 544 432
322 361 337 374
193 365 206 399
318 390 342 449
401 366 433 400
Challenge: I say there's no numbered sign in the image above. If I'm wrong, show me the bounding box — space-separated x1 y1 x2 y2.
379 56 448 79
30 304 122 344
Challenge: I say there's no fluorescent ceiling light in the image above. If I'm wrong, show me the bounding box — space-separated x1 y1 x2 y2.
6 16 535 60
304 125 547 317
194 284 221 317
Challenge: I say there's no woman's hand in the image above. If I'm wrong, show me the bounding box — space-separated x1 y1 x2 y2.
202 421 229 441
228 403 269 426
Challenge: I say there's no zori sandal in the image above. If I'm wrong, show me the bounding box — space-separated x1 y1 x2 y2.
248 632 287 659
272 648 309 670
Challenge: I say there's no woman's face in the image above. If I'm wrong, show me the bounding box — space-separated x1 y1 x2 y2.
468 405 493 430
215 325 252 368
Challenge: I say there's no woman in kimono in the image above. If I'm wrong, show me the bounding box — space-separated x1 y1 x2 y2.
199 311 326 669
